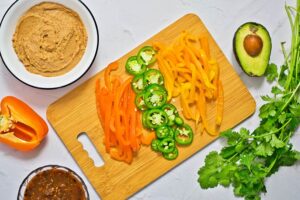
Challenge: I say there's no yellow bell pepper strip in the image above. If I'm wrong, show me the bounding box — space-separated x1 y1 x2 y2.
210 60 220 99
0 96 48 151
185 47 216 90
189 63 197 102
199 36 211 59
216 80 224 126
197 88 216 136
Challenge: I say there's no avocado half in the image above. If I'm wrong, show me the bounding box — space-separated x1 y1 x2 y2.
233 22 272 76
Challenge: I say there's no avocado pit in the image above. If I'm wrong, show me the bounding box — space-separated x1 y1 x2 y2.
243 34 263 57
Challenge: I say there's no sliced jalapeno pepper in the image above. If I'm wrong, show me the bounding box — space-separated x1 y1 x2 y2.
137 46 156 66
144 83 167 94
135 92 147 111
175 116 184 126
126 56 146 75
131 74 145 94
158 137 175 153
151 139 160 152
144 88 167 109
163 147 178 160
143 69 164 86
143 109 168 129
142 110 150 128
174 124 193 145
155 125 170 139
169 127 175 139
162 104 179 126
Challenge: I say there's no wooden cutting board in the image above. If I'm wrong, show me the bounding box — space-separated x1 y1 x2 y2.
47 14 256 200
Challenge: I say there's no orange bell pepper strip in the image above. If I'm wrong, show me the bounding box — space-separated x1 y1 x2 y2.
0 96 48 151
110 148 126 162
114 78 132 146
141 131 156 145
104 61 118 90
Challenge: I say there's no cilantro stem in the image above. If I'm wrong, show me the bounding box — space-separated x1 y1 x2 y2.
280 81 300 112
251 118 292 139
266 154 279 175
226 152 239 162
280 42 289 69
285 2 300 89
285 4 294 32
283 131 293 142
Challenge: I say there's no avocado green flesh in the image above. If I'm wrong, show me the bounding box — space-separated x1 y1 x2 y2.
234 23 271 76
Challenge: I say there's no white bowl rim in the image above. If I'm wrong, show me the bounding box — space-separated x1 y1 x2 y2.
0 0 99 89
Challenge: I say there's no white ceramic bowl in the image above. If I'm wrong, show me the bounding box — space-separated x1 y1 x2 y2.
0 0 99 89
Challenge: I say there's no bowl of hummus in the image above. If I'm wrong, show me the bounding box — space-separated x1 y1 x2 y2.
0 0 99 89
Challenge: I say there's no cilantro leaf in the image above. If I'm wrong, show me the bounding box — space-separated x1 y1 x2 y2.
270 135 285 148
255 142 274 157
278 112 287 124
289 103 300 117
198 151 237 189
240 153 255 171
271 86 283 95
265 63 278 82
221 129 240 145
240 128 251 138
220 146 236 159
198 151 223 189
261 95 272 102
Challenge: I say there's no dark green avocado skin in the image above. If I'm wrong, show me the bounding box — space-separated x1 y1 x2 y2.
233 22 272 76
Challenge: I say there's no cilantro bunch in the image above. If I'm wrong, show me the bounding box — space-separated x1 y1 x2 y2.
198 1 300 200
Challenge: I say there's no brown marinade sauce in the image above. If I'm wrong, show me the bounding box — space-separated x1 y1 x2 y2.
24 168 86 200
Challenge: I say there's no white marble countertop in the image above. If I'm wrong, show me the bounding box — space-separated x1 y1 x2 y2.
0 0 299 199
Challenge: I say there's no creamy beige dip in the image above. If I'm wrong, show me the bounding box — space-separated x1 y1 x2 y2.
12 2 88 77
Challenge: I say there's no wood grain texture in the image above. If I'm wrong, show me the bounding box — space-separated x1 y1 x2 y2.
47 14 256 200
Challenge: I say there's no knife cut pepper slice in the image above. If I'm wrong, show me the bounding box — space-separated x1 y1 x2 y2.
126 56 146 76
144 83 167 95
0 96 48 151
143 108 168 129
144 86 167 109
163 147 178 160
131 74 145 94
169 127 175 139
137 46 156 66
161 104 179 126
143 69 164 87
151 139 160 152
158 137 175 153
135 92 147 111
174 116 184 126
155 125 170 139
174 124 193 145
142 110 150 129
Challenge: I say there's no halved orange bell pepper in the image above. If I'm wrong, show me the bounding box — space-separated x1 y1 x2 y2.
0 96 48 151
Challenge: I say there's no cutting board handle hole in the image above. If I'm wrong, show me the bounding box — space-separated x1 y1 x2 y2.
77 132 105 167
